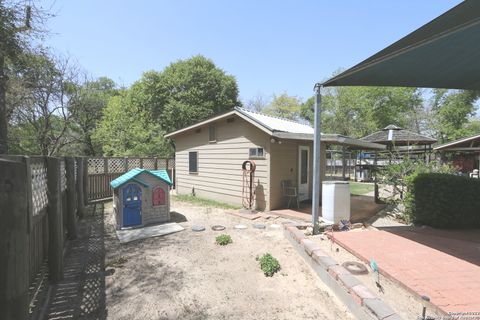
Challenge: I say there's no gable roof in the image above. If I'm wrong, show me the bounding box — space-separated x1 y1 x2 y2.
110 168 172 189
434 133 480 150
361 125 437 146
165 107 313 138
165 107 385 150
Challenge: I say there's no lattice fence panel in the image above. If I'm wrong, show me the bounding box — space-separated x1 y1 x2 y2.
60 159 67 192
31 159 48 216
88 158 105 174
127 158 140 170
107 158 125 173
167 159 175 170
142 158 156 169
156 158 167 170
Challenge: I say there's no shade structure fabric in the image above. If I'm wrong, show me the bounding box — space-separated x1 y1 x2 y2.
322 0 480 90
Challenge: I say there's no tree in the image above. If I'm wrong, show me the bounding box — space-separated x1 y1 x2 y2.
70 77 118 155
0 1 48 153
300 85 424 138
132 55 241 133
264 93 302 120
92 92 173 156
244 93 269 112
429 89 480 142
7 50 82 155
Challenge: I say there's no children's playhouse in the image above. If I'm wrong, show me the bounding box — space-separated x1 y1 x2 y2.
110 168 172 229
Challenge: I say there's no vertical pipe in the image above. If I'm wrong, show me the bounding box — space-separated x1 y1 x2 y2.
312 84 322 232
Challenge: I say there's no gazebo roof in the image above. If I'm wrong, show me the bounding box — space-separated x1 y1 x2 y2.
361 125 437 146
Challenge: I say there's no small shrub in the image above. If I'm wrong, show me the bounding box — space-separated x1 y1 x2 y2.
259 253 281 277
215 234 232 246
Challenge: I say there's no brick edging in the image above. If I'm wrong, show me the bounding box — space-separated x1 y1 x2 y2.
283 222 403 320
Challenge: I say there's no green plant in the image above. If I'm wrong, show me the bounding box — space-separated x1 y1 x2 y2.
258 253 281 277
172 195 241 210
407 173 480 228
215 234 232 246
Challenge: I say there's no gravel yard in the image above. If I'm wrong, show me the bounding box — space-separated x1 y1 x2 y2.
103 200 353 320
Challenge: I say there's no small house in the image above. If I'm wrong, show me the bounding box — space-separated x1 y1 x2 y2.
165 107 385 211
110 168 172 229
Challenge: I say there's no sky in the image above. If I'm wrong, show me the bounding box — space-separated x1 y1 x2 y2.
38 0 463 103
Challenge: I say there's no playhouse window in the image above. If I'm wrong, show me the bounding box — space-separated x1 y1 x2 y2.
152 187 166 206
189 151 198 173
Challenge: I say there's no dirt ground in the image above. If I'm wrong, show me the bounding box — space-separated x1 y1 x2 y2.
103 200 354 320
310 229 445 320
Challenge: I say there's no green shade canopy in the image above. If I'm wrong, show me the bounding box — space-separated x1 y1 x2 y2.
322 0 480 90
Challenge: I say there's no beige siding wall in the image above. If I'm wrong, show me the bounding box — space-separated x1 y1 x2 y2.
174 116 271 210
269 140 326 210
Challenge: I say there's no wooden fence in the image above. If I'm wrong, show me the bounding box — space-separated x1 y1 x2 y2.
87 157 175 201
0 155 88 320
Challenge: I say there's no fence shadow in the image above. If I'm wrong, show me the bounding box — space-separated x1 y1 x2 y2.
43 204 108 319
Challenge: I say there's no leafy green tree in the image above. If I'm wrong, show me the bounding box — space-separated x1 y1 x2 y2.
70 77 119 155
92 92 173 157
131 55 240 133
429 89 480 142
264 93 302 120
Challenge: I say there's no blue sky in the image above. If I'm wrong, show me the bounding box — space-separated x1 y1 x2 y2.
39 0 462 103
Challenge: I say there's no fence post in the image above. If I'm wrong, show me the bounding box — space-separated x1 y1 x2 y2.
46 157 64 283
154 157 158 169
76 157 86 218
0 159 29 320
83 157 88 206
65 157 77 239
124 157 128 172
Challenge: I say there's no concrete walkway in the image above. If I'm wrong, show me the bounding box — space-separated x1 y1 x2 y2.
332 228 480 314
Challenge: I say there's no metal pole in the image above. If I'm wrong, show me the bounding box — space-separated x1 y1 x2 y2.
312 84 322 233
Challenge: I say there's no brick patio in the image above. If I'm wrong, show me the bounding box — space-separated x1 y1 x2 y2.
332 228 480 314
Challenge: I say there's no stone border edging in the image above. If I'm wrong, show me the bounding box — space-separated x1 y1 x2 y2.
282 222 403 320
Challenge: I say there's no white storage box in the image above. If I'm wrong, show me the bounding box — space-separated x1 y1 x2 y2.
322 181 350 223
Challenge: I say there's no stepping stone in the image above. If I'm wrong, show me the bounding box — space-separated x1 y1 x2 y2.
270 224 281 229
234 224 247 230
191 225 205 232
253 223 266 229
211 225 226 231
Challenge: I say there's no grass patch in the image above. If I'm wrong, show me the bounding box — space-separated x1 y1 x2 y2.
172 194 241 209
257 253 281 277
350 181 374 196
215 234 233 246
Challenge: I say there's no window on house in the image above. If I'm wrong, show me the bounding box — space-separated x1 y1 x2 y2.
209 125 216 142
152 187 166 206
249 147 264 158
189 151 198 173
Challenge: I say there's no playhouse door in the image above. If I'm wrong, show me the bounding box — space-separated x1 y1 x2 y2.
123 184 142 227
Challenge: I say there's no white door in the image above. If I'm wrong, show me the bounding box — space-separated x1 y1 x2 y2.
298 146 310 201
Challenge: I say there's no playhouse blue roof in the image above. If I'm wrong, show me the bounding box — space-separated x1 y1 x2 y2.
110 168 173 189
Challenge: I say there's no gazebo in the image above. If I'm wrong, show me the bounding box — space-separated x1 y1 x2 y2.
361 125 437 149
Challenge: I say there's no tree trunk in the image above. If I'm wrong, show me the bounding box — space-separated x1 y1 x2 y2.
0 54 8 154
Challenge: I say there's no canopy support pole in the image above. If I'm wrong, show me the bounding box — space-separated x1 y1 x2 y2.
312 84 322 233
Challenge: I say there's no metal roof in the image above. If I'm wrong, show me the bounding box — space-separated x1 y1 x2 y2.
361 125 437 146
110 168 172 189
272 132 385 150
321 0 480 90
237 108 314 134
434 133 480 150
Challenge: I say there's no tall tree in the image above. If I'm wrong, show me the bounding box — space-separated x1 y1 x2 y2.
0 1 47 153
7 50 82 155
92 92 173 156
70 77 118 155
244 93 269 112
264 93 302 120
429 89 480 142
131 55 240 133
